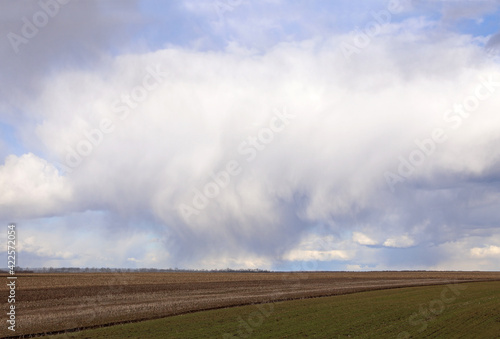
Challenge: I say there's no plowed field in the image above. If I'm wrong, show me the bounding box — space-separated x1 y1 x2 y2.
2 271 499 337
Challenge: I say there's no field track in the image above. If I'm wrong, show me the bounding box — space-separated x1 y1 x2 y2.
2 271 500 337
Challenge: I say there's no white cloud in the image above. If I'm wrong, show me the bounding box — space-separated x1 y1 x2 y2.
0 153 72 218
470 245 500 258
1 9 500 270
21 236 74 260
424 236 500 271
383 234 415 248
282 233 352 262
197 255 272 270
352 232 378 245
7 216 173 269
284 249 350 261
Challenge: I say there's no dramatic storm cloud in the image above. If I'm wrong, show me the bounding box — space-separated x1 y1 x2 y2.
1 0 500 270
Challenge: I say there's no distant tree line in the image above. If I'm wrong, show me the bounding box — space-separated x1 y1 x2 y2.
1 266 271 273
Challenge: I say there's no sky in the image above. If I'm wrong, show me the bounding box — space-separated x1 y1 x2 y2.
1 0 500 271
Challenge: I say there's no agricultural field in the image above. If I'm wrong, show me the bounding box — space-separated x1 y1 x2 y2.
1 271 499 337
49 280 500 338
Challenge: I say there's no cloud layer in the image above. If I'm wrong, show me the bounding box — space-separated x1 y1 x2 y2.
1 0 500 270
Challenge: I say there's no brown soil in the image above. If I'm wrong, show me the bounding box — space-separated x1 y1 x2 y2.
2 271 500 337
